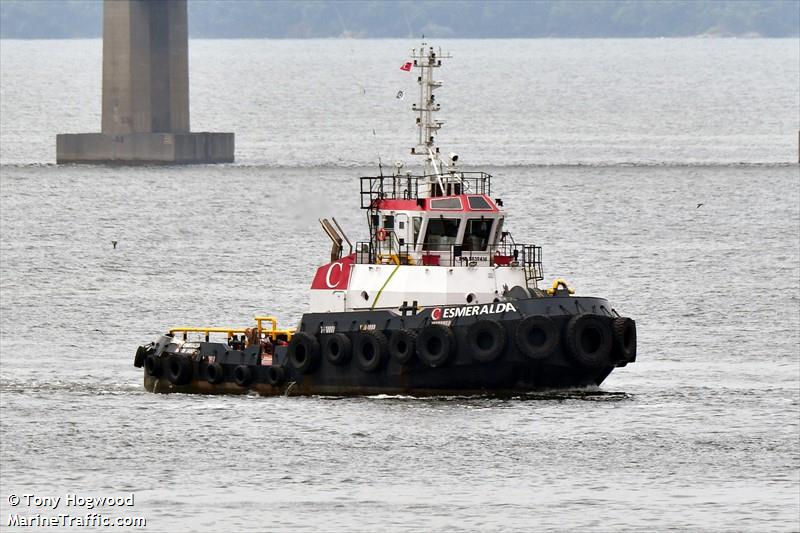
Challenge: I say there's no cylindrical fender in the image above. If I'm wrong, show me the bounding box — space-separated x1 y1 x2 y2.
416 325 455 367
288 332 321 374
322 333 352 366
564 315 612 368
467 320 507 362
515 316 560 360
354 331 388 372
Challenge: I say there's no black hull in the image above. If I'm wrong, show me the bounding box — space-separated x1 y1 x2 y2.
138 296 636 397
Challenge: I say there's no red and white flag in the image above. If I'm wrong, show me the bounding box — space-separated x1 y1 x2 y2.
400 62 413 71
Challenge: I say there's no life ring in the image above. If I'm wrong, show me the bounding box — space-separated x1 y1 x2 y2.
467 320 506 362
515 316 560 360
233 365 253 387
355 331 388 372
389 329 417 365
166 355 193 385
206 362 224 384
288 332 321 374
144 354 162 377
322 333 352 366
416 324 455 367
377 227 387 241
564 315 612 368
267 365 285 386
611 317 637 362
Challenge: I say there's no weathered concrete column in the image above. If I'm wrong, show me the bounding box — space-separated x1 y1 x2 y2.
57 0 234 164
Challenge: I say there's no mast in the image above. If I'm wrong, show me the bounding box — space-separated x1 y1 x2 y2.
409 42 452 192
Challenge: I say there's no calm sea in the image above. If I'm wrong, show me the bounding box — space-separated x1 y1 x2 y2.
0 39 798 532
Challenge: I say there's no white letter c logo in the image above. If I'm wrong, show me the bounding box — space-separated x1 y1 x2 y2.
325 262 343 288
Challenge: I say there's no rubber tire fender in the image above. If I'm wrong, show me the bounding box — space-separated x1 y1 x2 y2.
233 365 253 387
288 332 321 374
355 331 388 372
515 316 560 360
166 355 193 385
267 365 285 386
467 320 507 362
416 324 455 368
322 333 352 366
389 329 417 365
134 345 146 368
144 354 162 377
611 317 637 362
564 315 612 368
206 362 224 384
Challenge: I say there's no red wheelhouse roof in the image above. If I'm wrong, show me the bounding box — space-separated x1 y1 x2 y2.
374 194 499 213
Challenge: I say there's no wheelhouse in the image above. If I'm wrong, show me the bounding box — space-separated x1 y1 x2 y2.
357 171 542 283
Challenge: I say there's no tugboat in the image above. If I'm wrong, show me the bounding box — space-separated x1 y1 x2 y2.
133 44 637 396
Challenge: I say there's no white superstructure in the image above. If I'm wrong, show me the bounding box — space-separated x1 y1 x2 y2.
309 44 543 313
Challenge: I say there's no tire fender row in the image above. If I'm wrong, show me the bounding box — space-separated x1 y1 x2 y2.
136 314 636 385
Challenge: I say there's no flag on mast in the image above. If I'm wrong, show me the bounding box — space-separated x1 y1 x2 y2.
400 62 413 71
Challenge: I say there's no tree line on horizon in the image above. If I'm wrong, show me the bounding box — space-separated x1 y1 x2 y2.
1 0 797 39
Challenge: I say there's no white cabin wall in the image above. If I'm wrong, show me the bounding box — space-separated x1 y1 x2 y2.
342 264 528 311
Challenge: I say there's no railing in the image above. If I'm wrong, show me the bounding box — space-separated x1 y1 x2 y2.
360 171 492 208
354 239 543 283
168 316 295 343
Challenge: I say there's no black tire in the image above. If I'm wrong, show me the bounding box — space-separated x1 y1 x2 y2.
355 331 388 372
389 329 417 365
416 325 455 368
145 354 162 377
166 355 193 385
467 320 507 362
233 365 253 387
133 346 146 368
564 315 612 368
206 362 224 384
611 317 637 362
515 316 560 360
267 365 285 386
288 332 321 374
322 333 352 366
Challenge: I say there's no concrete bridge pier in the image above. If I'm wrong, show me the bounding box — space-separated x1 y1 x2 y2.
57 0 234 164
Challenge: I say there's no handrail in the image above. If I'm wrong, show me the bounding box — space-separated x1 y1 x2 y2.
169 326 248 341
360 172 492 208
354 240 543 283
169 316 295 342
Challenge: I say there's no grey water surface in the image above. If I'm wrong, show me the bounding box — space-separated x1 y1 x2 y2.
0 39 798 532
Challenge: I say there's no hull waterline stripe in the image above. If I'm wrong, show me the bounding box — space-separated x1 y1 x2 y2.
370 264 401 310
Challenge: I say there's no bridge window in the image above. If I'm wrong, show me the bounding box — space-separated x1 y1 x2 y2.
429 197 463 210
412 217 422 246
467 196 492 210
463 219 493 251
383 215 394 229
424 218 460 251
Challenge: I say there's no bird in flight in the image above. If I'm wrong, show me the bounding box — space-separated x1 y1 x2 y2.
696 203 704 209
112 240 118 249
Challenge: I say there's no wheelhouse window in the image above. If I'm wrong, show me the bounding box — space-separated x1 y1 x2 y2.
424 218 460 251
429 197 463 210
467 196 492 210
412 217 422 247
463 218 493 251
